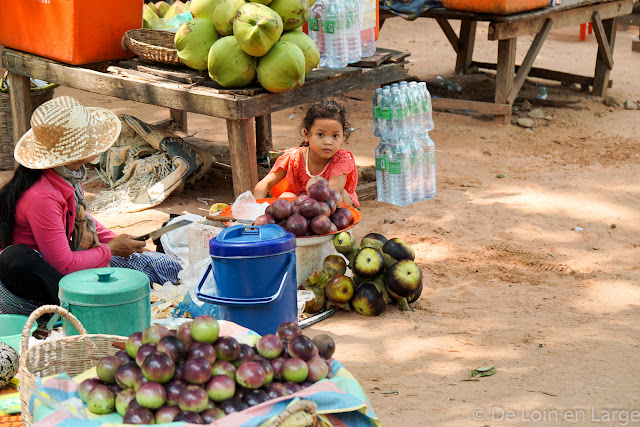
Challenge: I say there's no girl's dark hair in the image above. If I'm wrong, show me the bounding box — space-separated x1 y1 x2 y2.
0 166 44 248
299 99 351 146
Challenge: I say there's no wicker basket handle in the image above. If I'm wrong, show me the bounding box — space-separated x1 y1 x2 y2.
20 304 87 356
267 399 318 427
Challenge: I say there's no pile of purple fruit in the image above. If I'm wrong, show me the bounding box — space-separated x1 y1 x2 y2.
79 316 336 424
253 176 354 236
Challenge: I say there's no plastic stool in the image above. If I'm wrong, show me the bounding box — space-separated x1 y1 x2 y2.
579 23 593 41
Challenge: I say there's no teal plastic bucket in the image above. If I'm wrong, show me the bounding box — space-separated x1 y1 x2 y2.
58 267 150 337
197 225 297 336
0 314 37 354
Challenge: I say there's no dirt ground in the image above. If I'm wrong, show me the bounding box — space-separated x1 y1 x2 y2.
3 14 640 426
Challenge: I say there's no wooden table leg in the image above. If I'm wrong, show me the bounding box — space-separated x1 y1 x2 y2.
169 108 188 132
495 38 517 124
592 15 617 96
456 19 477 74
227 118 258 197
8 72 32 144
255 114 273 159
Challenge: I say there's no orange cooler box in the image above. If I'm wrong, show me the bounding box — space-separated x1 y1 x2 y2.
0 0 143 65
442 0 550 15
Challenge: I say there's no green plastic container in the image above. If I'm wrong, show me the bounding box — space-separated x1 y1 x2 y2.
0 314 37 354
58 267 150 337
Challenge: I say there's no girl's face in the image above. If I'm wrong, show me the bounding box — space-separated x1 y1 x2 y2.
304 118 344 161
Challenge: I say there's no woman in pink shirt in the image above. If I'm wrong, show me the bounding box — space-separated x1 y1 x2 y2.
0 96 180 314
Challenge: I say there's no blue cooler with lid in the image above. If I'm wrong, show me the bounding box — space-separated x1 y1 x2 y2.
196 224 297 335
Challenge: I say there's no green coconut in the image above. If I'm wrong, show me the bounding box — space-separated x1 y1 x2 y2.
190 0 219 21
213 0 247 36
208 36 257 88
164 0 188 19
268 0 309 31
256 40 305 93
279 30 319 73
250 0 273 4
175 18 220 71
233 3 283 57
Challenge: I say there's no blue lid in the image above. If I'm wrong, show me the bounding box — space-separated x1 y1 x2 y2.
210 224 296 257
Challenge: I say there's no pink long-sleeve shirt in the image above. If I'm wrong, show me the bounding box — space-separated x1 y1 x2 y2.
12 169 117 275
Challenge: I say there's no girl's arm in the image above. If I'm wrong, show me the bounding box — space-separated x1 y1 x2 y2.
254 169 287 199
328 174 354 206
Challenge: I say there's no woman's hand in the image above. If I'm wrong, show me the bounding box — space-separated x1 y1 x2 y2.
106 234 146 258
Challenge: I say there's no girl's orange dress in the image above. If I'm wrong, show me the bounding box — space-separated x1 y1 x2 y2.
269 147 359 207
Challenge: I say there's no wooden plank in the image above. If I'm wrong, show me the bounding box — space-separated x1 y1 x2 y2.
472 61 613 88
353 50 392 68
507 18 553 104
119 60 204 83
591 11 614 69
456 19 477 73
255 114 273 159
488 0 633 40
436 18 461 54
432 97 512 115
593 17 617 96
495 38 517 123
8 72 31 145
2 49 243 120
238 62 408 118
227 118 258 197
169 109 188 132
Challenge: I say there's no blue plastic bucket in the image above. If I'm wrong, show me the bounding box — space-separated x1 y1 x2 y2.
197 224 297 335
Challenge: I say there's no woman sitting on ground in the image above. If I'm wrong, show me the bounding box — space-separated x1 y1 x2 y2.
0 96 181 314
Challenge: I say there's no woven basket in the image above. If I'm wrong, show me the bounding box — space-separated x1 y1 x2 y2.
123 29 182 66
19 305 127 426
0 88 55 171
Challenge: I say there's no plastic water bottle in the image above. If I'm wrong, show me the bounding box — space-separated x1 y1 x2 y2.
407 135 425 203
359 0 376 58
436 75 462 92
308 0 348 69
418 131 436 199
418 82 434 131
380 87 393 140
372 87 382 138
344 0 362 64
390 87 406 139
388 137 412 206
375 137 391 203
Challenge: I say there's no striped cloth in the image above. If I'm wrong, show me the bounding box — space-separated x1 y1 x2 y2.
0 252 182 316
29 322 380 427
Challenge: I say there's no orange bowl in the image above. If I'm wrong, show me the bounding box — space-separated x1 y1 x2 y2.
220 198 361 238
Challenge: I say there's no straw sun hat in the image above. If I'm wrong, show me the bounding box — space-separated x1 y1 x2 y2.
14 96 121 169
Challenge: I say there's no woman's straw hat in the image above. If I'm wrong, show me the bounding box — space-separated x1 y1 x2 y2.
14 96 121 169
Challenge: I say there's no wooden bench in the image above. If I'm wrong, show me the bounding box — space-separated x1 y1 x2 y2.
380 0 634 122
2 48 409 197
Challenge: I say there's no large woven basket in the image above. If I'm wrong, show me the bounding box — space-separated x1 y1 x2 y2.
123 28 182 66
0 88 55 171
19 305 127 426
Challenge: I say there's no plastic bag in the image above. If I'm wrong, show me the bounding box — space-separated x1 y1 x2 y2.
297 290 315 318
173 258 218 318
147 11 193 32
231 190 270 223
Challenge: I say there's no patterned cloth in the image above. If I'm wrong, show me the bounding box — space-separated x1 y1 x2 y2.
270 147 359 206
0 252 181 315
29 322 379 427
380 0 442 20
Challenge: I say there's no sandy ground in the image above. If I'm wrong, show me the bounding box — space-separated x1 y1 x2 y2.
3 14 640 426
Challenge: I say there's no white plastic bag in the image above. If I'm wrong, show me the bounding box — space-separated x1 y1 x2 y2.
231 191 269 223
297 290 315 318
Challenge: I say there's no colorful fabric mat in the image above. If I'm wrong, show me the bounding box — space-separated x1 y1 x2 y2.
29 322 379 427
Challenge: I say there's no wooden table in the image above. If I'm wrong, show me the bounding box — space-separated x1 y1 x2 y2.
381 0 634 122
2 48 408 196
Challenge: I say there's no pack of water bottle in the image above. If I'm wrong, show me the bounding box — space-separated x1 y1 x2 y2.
307 0 377 69
373 81 436 206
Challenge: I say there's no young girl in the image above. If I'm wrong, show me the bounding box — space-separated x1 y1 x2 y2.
253 99 359 207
